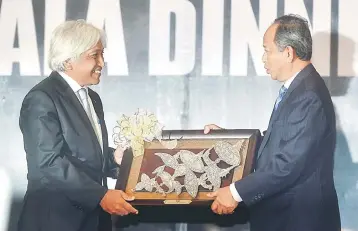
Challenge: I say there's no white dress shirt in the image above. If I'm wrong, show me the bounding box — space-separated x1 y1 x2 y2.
58 72 103 152
230 72 299 202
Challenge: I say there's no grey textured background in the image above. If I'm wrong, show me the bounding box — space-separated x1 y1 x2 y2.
0 0 357 230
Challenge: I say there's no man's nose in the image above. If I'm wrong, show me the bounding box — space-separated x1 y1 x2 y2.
97 56 104 67
262 53 266 63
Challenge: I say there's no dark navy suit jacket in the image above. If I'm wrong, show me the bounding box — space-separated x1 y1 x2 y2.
235 64 341 231
18 72 118 231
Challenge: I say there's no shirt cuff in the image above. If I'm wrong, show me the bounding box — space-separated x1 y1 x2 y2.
230 183 243 202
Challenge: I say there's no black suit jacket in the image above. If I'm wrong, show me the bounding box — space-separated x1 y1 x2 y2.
235 64 341 231
18 72 117 231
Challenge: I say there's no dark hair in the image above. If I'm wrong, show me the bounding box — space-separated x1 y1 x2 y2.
273 14 312 61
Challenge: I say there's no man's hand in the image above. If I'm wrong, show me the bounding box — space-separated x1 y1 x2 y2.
114 146 125 165
207 186 238 215
203 124 222 134
100 189 138 216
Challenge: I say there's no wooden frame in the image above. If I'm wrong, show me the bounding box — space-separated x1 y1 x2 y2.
115 129 261 205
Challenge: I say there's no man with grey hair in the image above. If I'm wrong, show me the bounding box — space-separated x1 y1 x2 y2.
18 20 137 231
205 14 341 231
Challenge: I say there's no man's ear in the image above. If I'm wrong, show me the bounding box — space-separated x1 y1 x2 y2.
63 59 73 71
286 46 295 63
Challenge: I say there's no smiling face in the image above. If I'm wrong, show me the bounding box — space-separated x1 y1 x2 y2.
66 41 105 86
262 24 290 82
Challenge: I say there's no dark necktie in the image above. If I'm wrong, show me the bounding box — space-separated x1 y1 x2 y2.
274 85 288 110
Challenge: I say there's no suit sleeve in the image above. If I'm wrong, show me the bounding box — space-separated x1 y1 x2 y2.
19 90 107 211
235 92 326 206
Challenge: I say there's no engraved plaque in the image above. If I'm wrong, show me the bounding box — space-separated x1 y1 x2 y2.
115 129 261 205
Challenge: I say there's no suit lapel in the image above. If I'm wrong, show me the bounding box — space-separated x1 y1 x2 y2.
256 108 275 158
270 64 315 123
50 72 103 162
88 89 107 172
256 64 316 160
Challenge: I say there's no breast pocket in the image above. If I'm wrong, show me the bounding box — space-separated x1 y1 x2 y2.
63 132 102 170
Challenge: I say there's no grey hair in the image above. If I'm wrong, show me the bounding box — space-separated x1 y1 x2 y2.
273 14 312 61
48 19 106 72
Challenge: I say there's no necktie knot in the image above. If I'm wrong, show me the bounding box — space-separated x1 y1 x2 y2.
78 88 88 101
274 85 288 110
77 88 91 117
279 85 287 97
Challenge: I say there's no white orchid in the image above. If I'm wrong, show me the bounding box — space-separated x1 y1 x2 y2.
113 109 164 157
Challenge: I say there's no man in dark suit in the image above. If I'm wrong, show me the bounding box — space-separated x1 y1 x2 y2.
18 20 138 231
205 14 341 231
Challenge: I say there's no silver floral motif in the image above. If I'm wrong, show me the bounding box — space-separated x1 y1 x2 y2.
178 150 205 173
184 169 199 197
134 139 248 198
154 153 179 169
214 141 241 166
134 173 157 192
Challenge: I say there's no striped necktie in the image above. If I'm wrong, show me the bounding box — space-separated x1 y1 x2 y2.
274 85 288 110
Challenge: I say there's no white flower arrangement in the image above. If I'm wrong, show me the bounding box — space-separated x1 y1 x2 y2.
113 109 171 157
